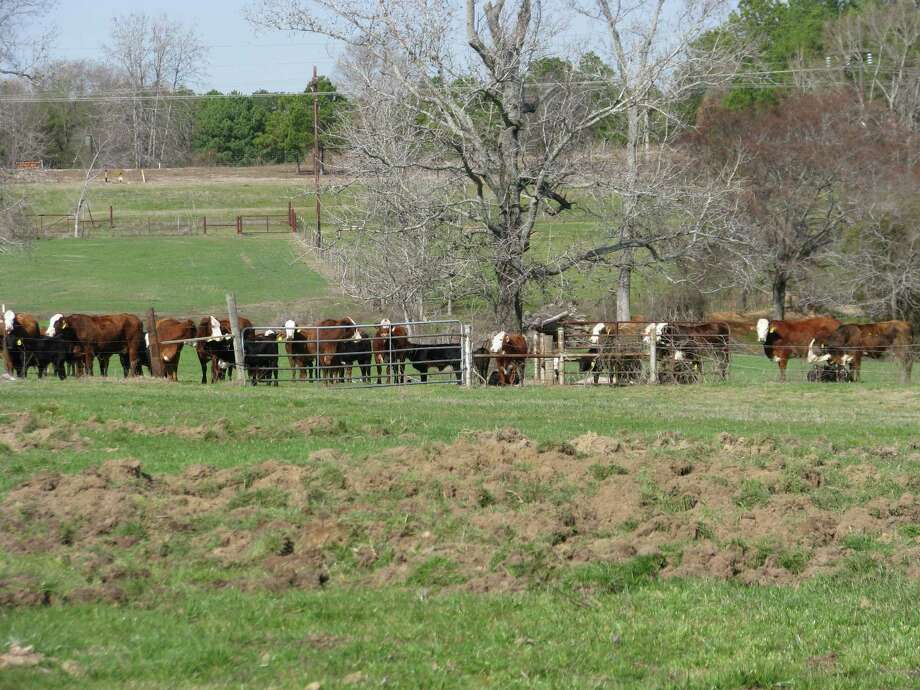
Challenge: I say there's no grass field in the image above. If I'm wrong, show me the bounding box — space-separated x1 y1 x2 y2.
0 235 363 323
2 382 920 688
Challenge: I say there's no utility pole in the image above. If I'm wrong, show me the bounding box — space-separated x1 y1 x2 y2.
311 65 322 248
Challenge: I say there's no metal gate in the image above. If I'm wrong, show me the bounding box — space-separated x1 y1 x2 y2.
240 319 470 387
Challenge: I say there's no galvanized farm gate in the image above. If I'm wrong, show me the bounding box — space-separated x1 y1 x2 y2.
238 319 472 388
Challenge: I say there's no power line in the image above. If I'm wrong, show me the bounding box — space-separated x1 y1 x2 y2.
1 64 916 104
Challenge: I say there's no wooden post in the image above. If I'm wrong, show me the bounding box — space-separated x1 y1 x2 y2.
146 308 164 378
109 205 114 228
226 293 246 387
311 65 322 248
462 324 472 388
236 216 242 235
531 332 540 384
203 217 207 235
556 326 565 385
649 325 658 384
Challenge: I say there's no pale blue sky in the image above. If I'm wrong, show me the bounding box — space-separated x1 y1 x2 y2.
48 0 341 93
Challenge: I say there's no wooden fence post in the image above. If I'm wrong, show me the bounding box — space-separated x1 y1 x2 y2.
649 325 658 384
226 293 247 387
146 308 164 378
556 326 565 385
236 216 242 235
531 332 540 384
203 217 207 235
109 206 114 228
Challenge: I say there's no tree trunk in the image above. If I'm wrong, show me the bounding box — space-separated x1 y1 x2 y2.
617 263 631 321
772 274 787 320
494 261 523 331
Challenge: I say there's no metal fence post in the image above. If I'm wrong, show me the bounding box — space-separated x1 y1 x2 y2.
556 326 565 385
146 308 164 378
649 325 658 384
226 293 246 387
462 324 472 388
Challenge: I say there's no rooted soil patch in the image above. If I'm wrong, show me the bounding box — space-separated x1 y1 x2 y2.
3 428 920 604
0 412 86 454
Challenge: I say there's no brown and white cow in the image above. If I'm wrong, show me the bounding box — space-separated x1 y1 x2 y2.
3 310 41 377
581 322 644 385
490 331 528 385
46 313 145 377
282 319 314 381
195 315 254 383
756 317 841 382
654 321 731 382
809 320 913 383
372 319 410 384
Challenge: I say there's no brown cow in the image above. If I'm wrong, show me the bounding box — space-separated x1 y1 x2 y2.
490 331 528 385
3 310 41 377
756 317 841 382
582 322 644 385
46 313 144 377
281 318 357 384
282 319 314 381
809 320 913 383
654 321 731 382
151 319 197 381
372 319 410 384
195 315 254 383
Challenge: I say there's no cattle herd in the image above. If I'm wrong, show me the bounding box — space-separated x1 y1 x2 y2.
1 309 915 386
1 310 463 386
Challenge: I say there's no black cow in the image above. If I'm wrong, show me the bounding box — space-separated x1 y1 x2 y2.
19 335 68 380
406 341 462 383
245 332 279 386
334 330 372 383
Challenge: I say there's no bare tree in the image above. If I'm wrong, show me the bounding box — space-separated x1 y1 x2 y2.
106 12 207 168
576 0 740 319
249 0 703 330
0 0 55 81
689 91 906 319
0 79 45 166
825 0 920 132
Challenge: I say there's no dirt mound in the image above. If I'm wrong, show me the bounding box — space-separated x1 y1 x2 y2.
4 429 920 604
0 412 86 454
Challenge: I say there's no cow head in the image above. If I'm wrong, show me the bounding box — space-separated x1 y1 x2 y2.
756 318 771 343
589 322 606 345
377 318 392 337
807 338 828 364
284 319 296 340
3 310 14 332
46 314 66 337
490 331 506 354
207 316 223 342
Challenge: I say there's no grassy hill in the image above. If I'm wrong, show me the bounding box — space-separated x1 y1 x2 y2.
0 235 355 325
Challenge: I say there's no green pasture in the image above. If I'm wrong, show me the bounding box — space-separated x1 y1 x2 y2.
0 235 356 322
2 381 920 688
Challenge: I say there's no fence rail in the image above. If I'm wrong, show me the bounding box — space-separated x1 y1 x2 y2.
25 203 299 238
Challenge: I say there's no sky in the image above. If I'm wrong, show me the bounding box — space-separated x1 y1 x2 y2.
47 0 342 93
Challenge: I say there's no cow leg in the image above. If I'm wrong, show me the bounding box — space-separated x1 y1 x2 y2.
777 357 787 383
198 354 208 384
